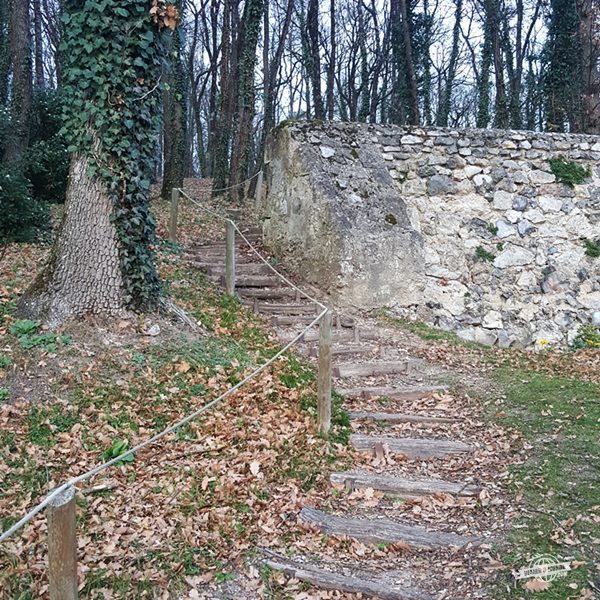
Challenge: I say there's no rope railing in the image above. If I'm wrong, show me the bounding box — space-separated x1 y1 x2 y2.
0 186 333 600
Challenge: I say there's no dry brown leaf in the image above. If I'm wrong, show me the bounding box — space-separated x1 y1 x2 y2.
523 579 551 592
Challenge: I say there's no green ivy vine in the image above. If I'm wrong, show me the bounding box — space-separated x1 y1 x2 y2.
60 0 176 311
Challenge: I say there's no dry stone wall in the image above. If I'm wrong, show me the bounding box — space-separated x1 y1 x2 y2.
262 122 600 347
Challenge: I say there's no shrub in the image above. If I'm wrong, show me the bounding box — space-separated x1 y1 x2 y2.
25 91 69 204
548 158 591 187
571 324 600 350
0 162 49 244
583 238 600 258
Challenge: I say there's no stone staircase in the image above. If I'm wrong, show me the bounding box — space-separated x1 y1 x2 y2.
186 231 498 600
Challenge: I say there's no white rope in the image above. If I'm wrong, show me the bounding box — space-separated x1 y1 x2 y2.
209 171 261 194
177 188 327 311
0 194 329 544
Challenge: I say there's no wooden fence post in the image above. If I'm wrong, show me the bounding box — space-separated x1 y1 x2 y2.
318 310 332 436
169 188 180 244
48 486 78 600
225 220 236 295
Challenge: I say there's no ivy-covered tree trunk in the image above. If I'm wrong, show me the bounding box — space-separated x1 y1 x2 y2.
19 0 175 326
229 0 264 198
161 0 186 199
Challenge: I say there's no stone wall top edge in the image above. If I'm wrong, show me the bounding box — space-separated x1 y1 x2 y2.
285 120 600 143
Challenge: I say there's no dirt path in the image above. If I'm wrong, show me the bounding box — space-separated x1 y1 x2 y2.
186 232 517 600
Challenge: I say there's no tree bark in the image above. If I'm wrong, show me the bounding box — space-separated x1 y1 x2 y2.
33 0 45 89
576 0 600 133
307 0 324 119
4 0 32 163
19 154 125 327
161 0 186 199
228 0 264 199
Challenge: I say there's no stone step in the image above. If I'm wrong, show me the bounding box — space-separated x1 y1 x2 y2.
263 554 432 600
338 385 446 401
351 434 473 458
333 360 416 379
348 411 459 425
330 472 480 498
299 506 481 549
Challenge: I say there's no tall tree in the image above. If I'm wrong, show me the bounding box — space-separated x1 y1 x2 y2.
20 0 176 325
229 0 265 197
161 0 186 198
3 0 33 163
437 0 463 126
543 0 584 131
306 0 324 119
576 0 600 133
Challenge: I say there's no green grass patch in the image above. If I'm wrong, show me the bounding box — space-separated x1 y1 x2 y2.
378 310 483 350
490 368 600 598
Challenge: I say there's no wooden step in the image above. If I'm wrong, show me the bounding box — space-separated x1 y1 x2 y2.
333 360 416 379
278 328 380 343
272 309 354 327
299 507 481 549
249 302 318 315
338 385 446 401
237 287 299 300
307 343 379 358
263 554 432 600
351 434 473 458
330 472 480 498
348 411 459 424
226 275 283 288
190 262 271 275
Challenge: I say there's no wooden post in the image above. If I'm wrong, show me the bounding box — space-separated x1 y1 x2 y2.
225 220 235 295
169 188 180 244
318 310 332 436
48 486 77 600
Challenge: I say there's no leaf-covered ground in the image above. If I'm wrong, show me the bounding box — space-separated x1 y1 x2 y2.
0 185 352 599
381 315 600 600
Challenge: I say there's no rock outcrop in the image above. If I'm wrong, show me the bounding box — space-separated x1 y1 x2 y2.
261 122 600 347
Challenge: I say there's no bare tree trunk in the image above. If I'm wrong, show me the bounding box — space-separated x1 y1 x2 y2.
0 1 9 106
327 0 335 120
576 0 600 133
398 0 419 125
307 0 324 119
437 0 462 126
4 0 32 163
33 0 45 89
19 154 125 326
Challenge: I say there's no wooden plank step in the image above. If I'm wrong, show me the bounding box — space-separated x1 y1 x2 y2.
299 507 481 549
227 275 283 288
338 385 445 401
307 343 379 358
347 411 458 424
191 262 271 276
237 287 298 299
351 435 473 458
333 361 416 378
251 302 318 315
278 328 380 343
273 315 354 327
263 554 432 600
330 472 480 498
